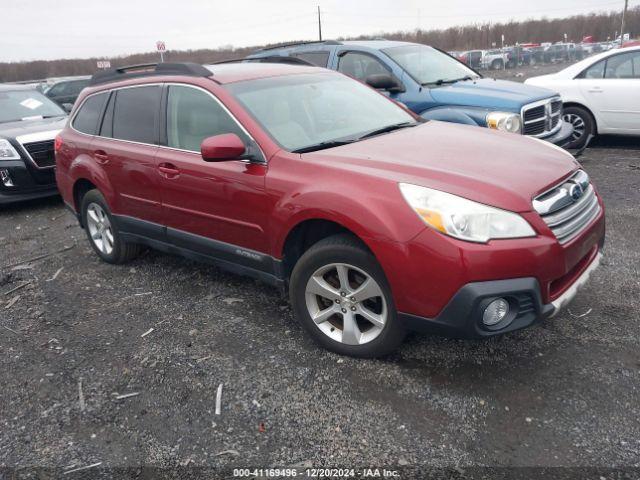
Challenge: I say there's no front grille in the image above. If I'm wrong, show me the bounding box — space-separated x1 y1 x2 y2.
521 97 563 138
533 170 601 244
22 140 56 168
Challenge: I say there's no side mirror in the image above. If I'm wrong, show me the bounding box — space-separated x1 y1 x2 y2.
365 74 404 93
62 103 74 113
201 133 247 162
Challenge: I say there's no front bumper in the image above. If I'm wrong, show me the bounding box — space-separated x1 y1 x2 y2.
400 250 602 338
535 119 574 148
0 160 58 205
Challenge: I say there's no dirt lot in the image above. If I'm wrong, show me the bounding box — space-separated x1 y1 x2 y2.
1 62 640 479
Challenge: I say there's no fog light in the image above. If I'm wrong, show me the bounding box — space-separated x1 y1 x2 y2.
482 298 510 326
0 169 14 187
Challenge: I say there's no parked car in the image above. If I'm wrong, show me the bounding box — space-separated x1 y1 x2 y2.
246 40 574 147
459 50 483 69
44 76 90 109
0 84 67 204
526 46 640 148
56 62 604 357
503 46 533 67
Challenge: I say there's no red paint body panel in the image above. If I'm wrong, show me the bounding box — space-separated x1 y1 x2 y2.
56 66 605 324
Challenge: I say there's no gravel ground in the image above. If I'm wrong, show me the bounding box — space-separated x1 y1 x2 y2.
1 63 639 479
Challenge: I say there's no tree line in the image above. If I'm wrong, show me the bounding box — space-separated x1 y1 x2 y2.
1 7 638 83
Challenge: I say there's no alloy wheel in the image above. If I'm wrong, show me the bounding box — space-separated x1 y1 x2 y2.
563 113 586 141
304 263 387 345
86 203 114 255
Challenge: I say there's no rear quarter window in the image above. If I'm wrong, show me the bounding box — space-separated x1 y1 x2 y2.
112 86 161 144
72 92 109 135
293 51 330 67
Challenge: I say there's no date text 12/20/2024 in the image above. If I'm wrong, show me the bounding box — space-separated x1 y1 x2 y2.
233 468 401 477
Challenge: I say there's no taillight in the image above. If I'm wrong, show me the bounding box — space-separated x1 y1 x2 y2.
54 135 63 153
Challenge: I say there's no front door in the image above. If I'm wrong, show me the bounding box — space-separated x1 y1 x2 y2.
578 51 640 132
156 84 270 261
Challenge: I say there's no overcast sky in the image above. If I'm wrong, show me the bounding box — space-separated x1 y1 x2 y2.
2 0 634 62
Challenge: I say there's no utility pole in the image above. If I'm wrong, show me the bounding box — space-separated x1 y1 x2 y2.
620 0 629 42
317 6 322 41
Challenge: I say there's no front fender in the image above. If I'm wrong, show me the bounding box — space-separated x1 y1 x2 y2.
271 188 425 260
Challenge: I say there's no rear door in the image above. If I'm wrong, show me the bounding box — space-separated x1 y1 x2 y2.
578 51 640 132
90 85 164 226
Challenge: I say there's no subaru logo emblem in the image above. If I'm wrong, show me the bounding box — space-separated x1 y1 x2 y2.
569 183 584 201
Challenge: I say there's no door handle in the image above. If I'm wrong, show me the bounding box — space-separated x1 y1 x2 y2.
158 163 180 178
93 150 109 164
587 87 603 93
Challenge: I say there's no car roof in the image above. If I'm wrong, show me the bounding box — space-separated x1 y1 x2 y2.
205 62 326 84
339 40 420 50
48 75 91 83
552 45 640 78
0 83 38 92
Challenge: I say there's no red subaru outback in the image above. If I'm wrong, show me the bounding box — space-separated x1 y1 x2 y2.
55 62 605 357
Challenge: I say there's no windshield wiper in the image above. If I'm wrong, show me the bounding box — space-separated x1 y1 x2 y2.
356 122 417 140
423 75 477 86
292 139 356 154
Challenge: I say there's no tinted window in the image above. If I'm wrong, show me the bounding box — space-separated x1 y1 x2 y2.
337 52 388 81
604 52 639 79
293 51 330 67
72 92 108 135
166 85 247 152
112 86 161 144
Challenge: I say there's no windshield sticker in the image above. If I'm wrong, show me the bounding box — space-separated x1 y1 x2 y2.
20 98 43 110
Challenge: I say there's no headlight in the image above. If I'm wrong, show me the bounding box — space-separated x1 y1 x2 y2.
399 183 536 243
486 112 522 134
0 139 21 161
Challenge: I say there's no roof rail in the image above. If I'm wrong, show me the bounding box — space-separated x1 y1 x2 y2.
89 62 212 86
258 40 342 52
214 56 315 66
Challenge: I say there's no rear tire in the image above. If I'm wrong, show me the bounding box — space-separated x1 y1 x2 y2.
289 234 405 358
562 106 596 150
81 190 141 264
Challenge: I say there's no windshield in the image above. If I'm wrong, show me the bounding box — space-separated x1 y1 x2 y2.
226 73 416 152
0 90 66 124
383 44 479 85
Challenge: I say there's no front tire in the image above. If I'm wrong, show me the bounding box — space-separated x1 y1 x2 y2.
81 189 141 264
562 106 596 150
289 234 405 358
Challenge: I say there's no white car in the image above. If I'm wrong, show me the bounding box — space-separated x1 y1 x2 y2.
525 46 640 149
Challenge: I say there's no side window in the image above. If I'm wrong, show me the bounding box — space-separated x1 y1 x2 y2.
604 52 639 79
293 51 330 67
47 83 66 97
72 92 109 135
68 80 88 96
337 52 388 81
166 85 247 152
112 86 161 144
581 59 605 79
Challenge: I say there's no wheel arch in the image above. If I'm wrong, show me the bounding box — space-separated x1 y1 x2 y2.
280 218 374 280
563 101 599 135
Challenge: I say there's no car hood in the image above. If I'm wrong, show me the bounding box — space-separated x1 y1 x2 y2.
0 116 67 140
303 121 579 213
429 78 559 111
